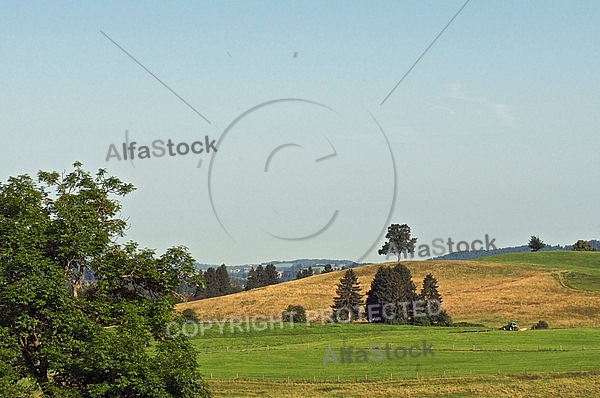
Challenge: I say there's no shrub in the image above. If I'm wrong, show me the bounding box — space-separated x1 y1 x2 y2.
182 308 197 321
531 320 549 330
282 305 307 323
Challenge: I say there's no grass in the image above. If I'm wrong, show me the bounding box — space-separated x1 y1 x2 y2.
205 371 600 397
480 251 600 291
190 324 600 381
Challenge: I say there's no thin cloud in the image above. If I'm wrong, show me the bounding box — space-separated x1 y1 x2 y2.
447 83 516 127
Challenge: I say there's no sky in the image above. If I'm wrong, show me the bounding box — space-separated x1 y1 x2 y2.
1 1 599 265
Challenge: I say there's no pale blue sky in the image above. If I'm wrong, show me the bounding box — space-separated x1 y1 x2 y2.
1 1 599 264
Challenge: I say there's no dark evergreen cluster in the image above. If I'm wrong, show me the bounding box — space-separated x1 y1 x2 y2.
329 262 452 326
366 265 451 326
195 264 243 298
246 263 279 290
296 266 314 280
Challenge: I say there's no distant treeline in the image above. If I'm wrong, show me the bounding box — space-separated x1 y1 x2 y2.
430 240 600 261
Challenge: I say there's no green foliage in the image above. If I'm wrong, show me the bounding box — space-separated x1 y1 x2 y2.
246 263 280 290
182 309 198 321
281 305 307 323
202 267 220 298
528 235 546 252
532 320 549 330
322 264 333 273
377 224 417 261
365 266 451 326
572 239 596 252
198 264 236 298
191 323 600 381
0 163 211 397
296 266 314 280
365 264 417 324
419 274 452 326
331 269 364 322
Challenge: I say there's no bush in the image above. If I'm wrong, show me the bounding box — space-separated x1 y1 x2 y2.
531 320 549 330
182 308 197 321
282 305 306 323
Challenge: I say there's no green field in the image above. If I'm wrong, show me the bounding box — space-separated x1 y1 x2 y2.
481 251 600 291
190 323 600 382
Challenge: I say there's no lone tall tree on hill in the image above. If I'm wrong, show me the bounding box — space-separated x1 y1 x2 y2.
528 235 546 252
378 224 417 261
331 269 364 321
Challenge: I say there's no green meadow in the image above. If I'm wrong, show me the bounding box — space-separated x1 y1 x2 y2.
481 251 600 291
189 323 600 381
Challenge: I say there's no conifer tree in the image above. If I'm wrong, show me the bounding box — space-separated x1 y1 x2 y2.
264 263 279 285
418 273 452 326
365 264 417 324
331 269 364 322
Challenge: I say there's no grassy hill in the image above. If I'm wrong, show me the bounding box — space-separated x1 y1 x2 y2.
481 251 600 291
178 252 600 328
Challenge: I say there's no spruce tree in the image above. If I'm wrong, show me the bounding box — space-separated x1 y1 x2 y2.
331 269 364 322
245 266 258 290
392 263 417 323
418 273 452 326
365 267 395 323
264 263 279 285
203 267 219 298
255 264 265 285
216 264 231 295
365 264 417 324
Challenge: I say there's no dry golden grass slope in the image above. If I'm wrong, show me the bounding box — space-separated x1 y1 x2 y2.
177 260 600 328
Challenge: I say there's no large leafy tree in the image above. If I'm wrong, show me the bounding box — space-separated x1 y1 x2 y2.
0 162 211 397
331 269 364 322
378 224 417 261
572 239 596 252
